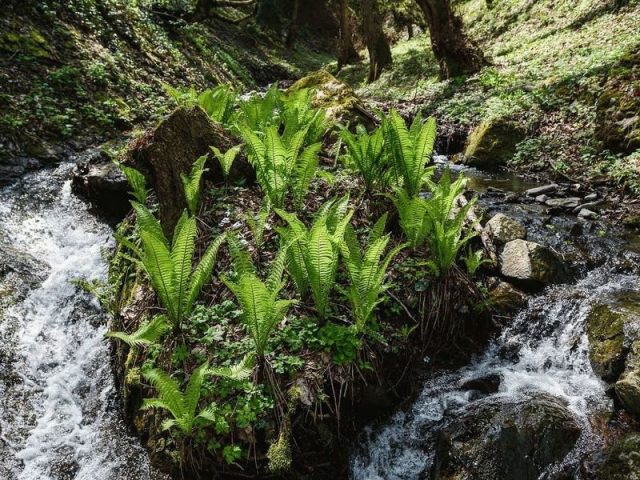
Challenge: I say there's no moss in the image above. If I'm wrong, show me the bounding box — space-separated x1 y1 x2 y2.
267 422 292 474
586 304 627 382
596 433 640 479
0 27 53 59
464 118 526 170
125 366 142 388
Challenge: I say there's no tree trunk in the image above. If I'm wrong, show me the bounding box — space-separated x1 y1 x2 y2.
361 0 392 82
407 23 414 38
337 0 360 68
285 0 299 48
415 0 485 79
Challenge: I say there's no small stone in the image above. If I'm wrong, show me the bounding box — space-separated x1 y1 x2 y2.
489 281 528 312
545 197 581 209
578 209 598 220
584 193 598 201
535 194 548 203
525 184 558 196
485 213 527 244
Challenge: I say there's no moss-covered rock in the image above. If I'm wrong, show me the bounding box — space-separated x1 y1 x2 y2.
485 213 526 245
463 117 526 170
288 70 376 128
586 304 628 383
595 51 640 153
595 433 640 479
616 339 640 417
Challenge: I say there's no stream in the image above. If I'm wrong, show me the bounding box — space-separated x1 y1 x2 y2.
0 162 164 480
0 156 638 479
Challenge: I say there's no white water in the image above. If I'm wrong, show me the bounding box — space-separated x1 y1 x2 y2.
351 267 639 479
0 163 163 480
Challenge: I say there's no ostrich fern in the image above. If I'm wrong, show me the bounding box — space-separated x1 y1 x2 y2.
181 155 208 215
383 110 436 198
339 125 388 193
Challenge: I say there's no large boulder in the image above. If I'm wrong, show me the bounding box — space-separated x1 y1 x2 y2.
616 340 640 417
485 213 526 245
463 117 526 170
489 281 528 313
72 159 129 221
126 106 252 235
586 301 640 383
595 433 640 480
500 239 563 289
595 51 640 153
287 70 376 128
431 395 582 480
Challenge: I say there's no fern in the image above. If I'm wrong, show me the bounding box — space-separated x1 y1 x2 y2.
142 359 248 437
106 314 170 347
422 169 477 276
181 155 208 215
222 247 296 357
383 109 436 198
238 124 320 209
462 247 489 276
341 218 405 331
275 198 353 319
121 166 149 203
389 188 429 248
130 204 226 328
235 83 282 133
211 145 242 179
340 125 388 192
244 202 271 250
164 83 236 126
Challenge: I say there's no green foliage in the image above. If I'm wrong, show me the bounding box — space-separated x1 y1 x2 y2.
462 248 488 276
422 170 477 276
340 216 405 331
244 202 271 250
121 165 149 203
164 83 236 126
317 323 360 365
131 203 226 328
275 197 353 319
383 110 436 198
211 145 242 179
389 188 429 248
106 314 171 347
181 155 208 215
340 125 388 192
238 124 320 209
280 88 327 147
221 246 297 357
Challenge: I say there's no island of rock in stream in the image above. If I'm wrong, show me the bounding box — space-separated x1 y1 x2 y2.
0 162 165 480
352 161 640 480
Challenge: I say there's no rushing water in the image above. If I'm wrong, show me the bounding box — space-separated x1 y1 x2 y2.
0 163 163 480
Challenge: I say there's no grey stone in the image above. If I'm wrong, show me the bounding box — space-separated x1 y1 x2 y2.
500 239 562 289
545 197 581 209
485 213 527 244
525 184 558 196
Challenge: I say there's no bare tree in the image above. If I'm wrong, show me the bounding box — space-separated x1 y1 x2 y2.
414 0 485 78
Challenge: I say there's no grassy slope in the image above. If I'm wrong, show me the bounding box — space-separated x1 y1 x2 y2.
335 0 640 192
0 0 331 158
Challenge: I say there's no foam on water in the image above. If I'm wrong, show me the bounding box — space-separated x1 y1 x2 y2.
0 164 164 480
351 268 638 480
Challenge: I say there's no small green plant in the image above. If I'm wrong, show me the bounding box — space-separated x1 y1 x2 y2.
383 110 436 198
340 215 405 331
221 246 297 359
106 314 170 347
164 83 236 126
462 248 488 276
276 197 353 319
244 202 271 250
280 88 327 147
389 188 429 248
211 145 242 180
340 124 388 193
239 124 320 209
120 165 149 203
318 323 360 365
422 169 477 276
181 155 208 215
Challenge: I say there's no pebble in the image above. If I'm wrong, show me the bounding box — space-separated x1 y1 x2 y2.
584 193 598 202
545 197 581 209
535 194 548 203
578 208 598 220
526 184 559 196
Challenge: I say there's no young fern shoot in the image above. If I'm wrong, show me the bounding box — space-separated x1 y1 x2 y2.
340 124 388 193
181 155 208 215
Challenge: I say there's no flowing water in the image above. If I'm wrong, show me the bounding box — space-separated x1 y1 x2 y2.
351 165 640 479
0 162 164 480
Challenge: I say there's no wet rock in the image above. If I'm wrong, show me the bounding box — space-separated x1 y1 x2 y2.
126 106 253 235
500 239 563 289
584 193 599 202
72 160 129 221
616 339 640 417
535 194 548 203
586 303 639 383
525 184 558 197
463 117 526 170
594 433 640 479
545 197 581 209
431 394 582 480
623 214 640 229
489 281 529 313
578 208 599 220
574 201 604 214
485 213 526 245
460 374 501 393
287 70 376 128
